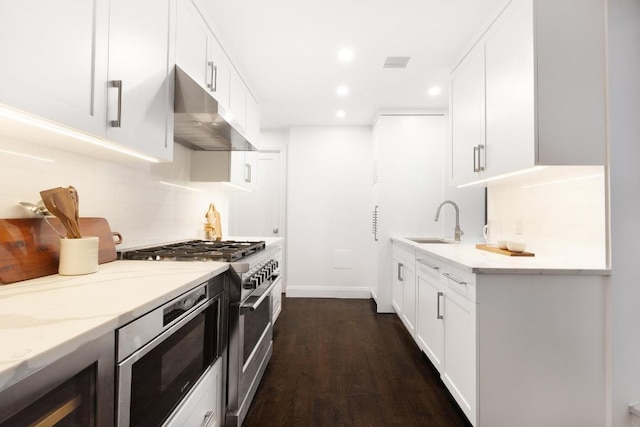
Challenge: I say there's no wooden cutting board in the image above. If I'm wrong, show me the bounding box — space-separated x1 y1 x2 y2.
475 243 535 257
0 217 121 284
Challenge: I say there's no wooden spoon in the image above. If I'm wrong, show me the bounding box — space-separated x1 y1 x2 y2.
52 190 82 238
39 187 81 238
68 186 80 234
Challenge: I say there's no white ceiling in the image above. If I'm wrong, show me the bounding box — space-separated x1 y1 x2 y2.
200 0 509 129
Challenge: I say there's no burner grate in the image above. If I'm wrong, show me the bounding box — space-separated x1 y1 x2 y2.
119 240 266 262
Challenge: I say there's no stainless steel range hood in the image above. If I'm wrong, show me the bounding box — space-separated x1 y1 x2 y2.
174 66 256 151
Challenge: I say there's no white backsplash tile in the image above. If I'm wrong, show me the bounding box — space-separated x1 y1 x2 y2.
0 137 231 248
487 166 606 266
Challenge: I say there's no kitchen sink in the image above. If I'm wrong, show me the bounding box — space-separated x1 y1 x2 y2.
405 237 453 244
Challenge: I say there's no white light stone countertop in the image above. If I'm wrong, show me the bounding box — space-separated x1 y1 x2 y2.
0 260 228 392
391 237 610 275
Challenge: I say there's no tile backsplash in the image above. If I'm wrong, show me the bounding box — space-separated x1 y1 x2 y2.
487 166 607 266
0 137 230 248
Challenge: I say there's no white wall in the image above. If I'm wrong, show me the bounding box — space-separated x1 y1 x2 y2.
286 126 373 298
487 166 607 266
0 137 230 249
608 0 640 425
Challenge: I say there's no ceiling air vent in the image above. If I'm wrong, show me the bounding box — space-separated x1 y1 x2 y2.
383 56 410 69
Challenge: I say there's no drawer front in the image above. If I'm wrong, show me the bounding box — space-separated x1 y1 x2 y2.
393 242 416 268
440 263 476 302
417 256 441 282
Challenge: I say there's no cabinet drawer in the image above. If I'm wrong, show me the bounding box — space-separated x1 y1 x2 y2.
393 242 415 267
417 257 441 282
440 263 476 302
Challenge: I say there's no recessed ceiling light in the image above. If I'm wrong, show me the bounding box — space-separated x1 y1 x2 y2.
336 110 346 118
337 48 353 62
428 86 442 96
336 85 349 96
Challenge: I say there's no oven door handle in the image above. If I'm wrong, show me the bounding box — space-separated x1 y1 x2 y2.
240 275 281 314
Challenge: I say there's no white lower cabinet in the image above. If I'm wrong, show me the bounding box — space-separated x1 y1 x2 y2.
272 278 283 323
416 260 444 372
409 245 607 427
416 255 477 425
165 357 223 427
392 242 416 338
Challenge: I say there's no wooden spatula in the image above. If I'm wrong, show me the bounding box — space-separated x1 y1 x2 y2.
39 187 82 238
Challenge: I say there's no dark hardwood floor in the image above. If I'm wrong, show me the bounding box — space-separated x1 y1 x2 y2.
243 297 472 427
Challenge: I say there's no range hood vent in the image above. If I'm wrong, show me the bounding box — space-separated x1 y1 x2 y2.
174 66 255 151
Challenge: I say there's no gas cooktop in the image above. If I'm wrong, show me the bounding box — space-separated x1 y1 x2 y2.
118 240 266 262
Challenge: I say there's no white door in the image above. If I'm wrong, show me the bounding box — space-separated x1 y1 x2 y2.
229 150 283 238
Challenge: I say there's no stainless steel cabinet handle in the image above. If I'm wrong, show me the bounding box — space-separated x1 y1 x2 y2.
437 291 444 319
212 64 218 92
110 80 123 127
476 144 485 172
443 272 467 285
245 163 251 182
397 263 403 281
202 410 216 427
473 145 479 172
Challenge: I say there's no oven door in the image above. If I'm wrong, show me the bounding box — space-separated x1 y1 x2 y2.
227 274 281 425
117 290 223 427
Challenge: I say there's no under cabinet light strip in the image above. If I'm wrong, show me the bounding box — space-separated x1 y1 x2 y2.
456 166 548 188
0 105 160 163
159 181 204 192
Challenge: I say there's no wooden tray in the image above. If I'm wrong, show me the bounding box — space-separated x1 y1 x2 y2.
0 217 121 284
475 243 535 257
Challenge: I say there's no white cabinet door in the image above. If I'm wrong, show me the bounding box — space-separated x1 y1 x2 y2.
245 93 261 148
176 0 209 89
208 38 231 111
0 0 109 136
175 0 230 110
416 260 444 373
450 47 486 185
391 257 404 315
442 288 477 426
401 261 416 338
484 0 535 176
107 0 175 162
243 151 259 191
229 70 247 131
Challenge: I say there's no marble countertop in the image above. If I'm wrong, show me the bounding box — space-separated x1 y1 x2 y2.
391 237 610 275
0 260 228 391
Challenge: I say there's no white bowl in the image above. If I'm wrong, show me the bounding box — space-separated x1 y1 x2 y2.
497 240 509 250
506 241 526 252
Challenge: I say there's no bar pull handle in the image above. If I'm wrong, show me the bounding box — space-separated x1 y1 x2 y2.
437 291 444 319
245 163 251 182
110 80 123 127
476 144 485 172
202 410 216 427
207 62 215 90
443 272 467 285
397 262 403 282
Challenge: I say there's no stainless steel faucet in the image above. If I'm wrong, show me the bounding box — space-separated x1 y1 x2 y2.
434 200 464 242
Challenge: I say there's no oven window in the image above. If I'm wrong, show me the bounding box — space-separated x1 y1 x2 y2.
243 297 270 365
1 364 96 427
128 299 218 427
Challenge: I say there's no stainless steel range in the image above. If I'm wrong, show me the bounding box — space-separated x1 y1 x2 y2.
118 239 281 427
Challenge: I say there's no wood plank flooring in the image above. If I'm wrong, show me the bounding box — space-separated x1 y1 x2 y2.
243 297 472 427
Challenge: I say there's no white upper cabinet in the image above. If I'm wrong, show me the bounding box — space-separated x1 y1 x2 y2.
450 0 607 185
450 48 486 185
107 0 176 162
175 0 230 111
0 0 109 137
229 69 247 132
0 0 176 162
245 93 261 149
191 150 258 190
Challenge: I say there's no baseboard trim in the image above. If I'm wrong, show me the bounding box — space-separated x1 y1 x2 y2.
285 286 371 299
